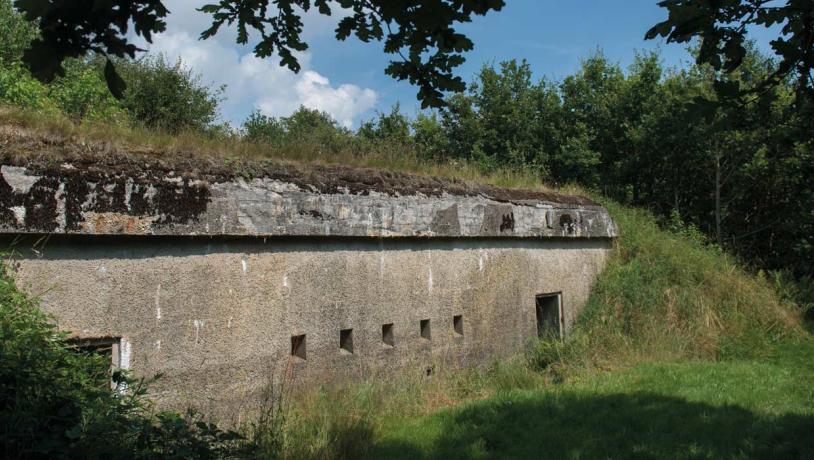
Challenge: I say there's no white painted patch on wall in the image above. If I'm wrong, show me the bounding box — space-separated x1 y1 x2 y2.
97 265 107 275
119 338 132 370
282 274 289 288
193 319 205 344
10 206 25 225
155 283 162 320
227 316 233 328
241 256 248 274
53 182 67 231
154 340 161 351
124 178 134 211
1 165 39 193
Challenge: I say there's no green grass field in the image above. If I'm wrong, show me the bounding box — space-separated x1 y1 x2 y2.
371 339 814 459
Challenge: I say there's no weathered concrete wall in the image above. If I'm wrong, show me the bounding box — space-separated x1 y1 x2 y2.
6 235 610 422
0 152 616 422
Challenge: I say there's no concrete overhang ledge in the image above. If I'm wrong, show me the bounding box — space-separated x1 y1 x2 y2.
0 155 618 239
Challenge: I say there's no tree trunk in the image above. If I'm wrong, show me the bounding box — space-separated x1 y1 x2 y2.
715 153 722 246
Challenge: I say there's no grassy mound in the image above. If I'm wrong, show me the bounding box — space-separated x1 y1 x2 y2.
531 199 803 374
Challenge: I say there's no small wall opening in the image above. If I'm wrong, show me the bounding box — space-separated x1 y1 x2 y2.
453 315 464 337
420 319 431 340
291 334 306 360
382 323 395 347
340 328 354 354
536 293 562 339
67 337 120 388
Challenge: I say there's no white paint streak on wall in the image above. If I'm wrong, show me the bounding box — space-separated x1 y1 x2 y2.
155 284 162 320
10 206 25 224
54 182 66 231
241 256 248 274
282 274 289 288
1 165 39 193
428 265 434 294
193 319 205 344
119 338 132 370
227 316 233 328
155 340 161 351
124 178 134 211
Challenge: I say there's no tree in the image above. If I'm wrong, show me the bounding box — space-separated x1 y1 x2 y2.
14 0 505 108
0 0 36 63
359 103 412 145
647 0 814 106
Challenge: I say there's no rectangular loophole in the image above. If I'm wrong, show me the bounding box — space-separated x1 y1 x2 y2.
536 293 562 339
291 334 306 360
382 323 395 347
340 329 354 354
453 315 463 336
420 319 431 340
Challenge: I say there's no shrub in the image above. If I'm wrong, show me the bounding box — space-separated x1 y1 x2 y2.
0 62 54 111
0 260 246 459
48 59 129 123
0 0 38 63
117 55 223 134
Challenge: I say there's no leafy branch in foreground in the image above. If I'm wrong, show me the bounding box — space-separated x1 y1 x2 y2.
15 0 504 108
647 0 814 106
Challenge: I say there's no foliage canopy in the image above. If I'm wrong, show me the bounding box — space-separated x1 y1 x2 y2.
14 0 505 108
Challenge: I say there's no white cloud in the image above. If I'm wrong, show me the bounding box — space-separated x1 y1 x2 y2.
134 1 377 127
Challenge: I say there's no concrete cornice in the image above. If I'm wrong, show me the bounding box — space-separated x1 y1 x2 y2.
0 163 618 239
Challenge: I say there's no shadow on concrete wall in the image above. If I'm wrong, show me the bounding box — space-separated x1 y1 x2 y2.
369 392 814 459
0 234 612 261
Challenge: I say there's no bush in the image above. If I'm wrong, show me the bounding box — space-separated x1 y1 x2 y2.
117 55 223 134
49 59 129 123
242 106 357 156
0 62 55 110
0 260 246 459
0 0 38 63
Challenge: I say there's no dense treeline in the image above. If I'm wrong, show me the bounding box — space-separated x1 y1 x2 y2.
249 51 814 279
428 51 814 278
0 0 811 278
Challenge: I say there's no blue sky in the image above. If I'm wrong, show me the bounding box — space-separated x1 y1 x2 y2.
142 1 776 128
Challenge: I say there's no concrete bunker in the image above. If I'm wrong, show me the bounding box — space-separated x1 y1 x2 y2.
0 144 617 420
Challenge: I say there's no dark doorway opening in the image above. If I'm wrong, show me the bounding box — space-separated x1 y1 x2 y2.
382 323 395 347
420 319 431 340
291 334 306 360
536 293 562 338
340 329 354 354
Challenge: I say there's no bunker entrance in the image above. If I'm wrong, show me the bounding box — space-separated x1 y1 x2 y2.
536 293 562 339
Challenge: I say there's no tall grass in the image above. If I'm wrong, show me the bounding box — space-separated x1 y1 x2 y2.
530 198 803 375
0 105 545 191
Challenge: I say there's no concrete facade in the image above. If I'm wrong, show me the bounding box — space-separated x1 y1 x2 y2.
0 159 616 420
